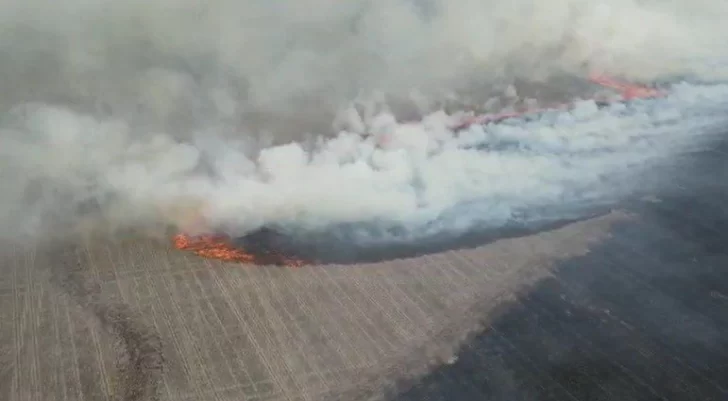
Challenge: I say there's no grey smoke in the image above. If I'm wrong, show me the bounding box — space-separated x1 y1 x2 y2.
1 0 727 242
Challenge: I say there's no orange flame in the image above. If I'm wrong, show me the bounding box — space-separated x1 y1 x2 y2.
167 200 306 267
451 75 666 131
172 233 306 267
588 74 666 100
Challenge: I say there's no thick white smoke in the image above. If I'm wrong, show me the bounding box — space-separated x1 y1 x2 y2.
1 0 728 242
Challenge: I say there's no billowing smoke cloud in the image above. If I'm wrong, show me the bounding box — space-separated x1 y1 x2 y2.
1 0 728 243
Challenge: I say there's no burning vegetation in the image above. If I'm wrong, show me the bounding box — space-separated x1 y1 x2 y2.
169 75 664 267
172 232 307 267
168 201 308 267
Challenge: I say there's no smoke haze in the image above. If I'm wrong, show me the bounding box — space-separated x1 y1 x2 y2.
2 0 728 243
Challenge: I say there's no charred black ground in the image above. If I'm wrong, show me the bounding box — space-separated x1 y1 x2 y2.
383 132 728 401
228 205 615 266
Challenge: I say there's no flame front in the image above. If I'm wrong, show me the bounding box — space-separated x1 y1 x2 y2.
172 233 306 267
172 74 661 267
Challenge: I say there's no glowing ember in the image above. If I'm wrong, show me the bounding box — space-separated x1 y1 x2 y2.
172 233 306 267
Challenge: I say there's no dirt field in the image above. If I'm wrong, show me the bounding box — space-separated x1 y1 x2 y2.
0 211 627 401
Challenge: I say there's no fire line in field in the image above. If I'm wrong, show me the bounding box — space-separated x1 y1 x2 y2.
172 233 306 267
170 75 665 267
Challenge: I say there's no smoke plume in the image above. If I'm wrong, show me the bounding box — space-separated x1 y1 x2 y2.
1 0 728 243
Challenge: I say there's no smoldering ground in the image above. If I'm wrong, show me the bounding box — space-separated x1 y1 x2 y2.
1 0 728 248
